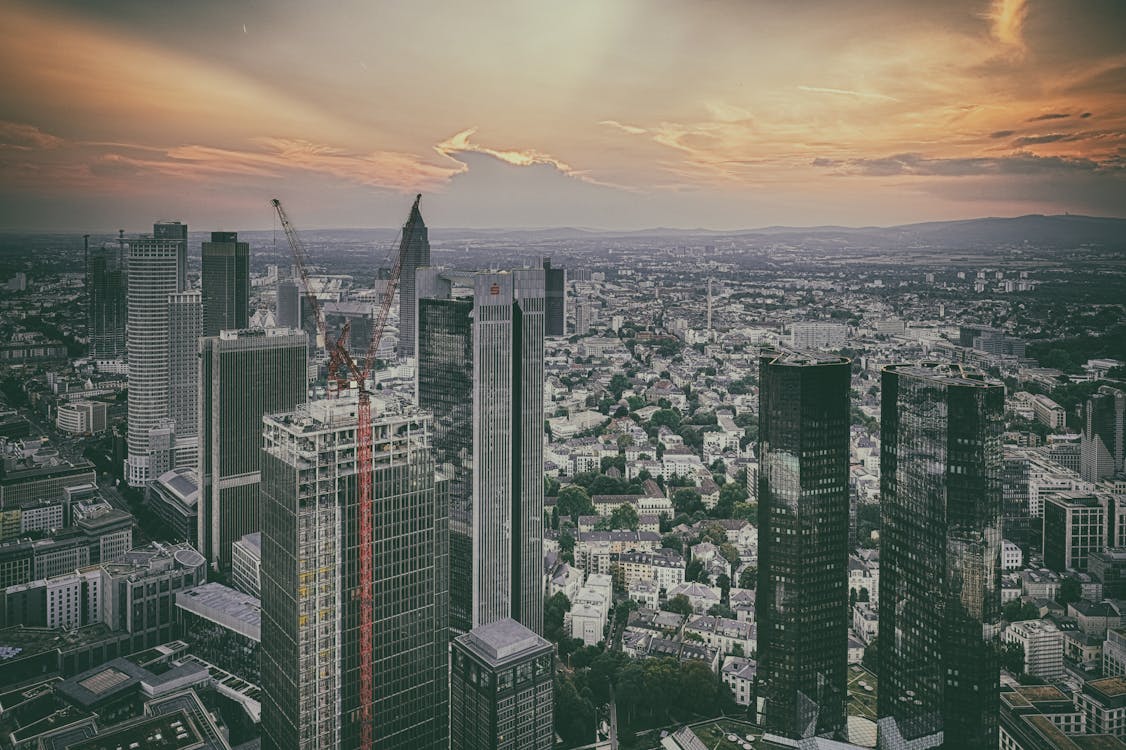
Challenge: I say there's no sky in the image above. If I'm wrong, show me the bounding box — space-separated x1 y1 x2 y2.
1 0 1124 231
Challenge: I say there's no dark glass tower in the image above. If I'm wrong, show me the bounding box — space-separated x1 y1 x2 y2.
416 268 544 635
397 196 430 357
260 398 449 750
87 240 126 359
756 350 851 740
878 363 1004 750
201 231 250 336
1082 385 1125 482
542 258 565 337
198 328 307 569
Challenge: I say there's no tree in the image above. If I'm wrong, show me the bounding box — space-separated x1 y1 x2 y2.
664 594 693 616
716 573 731 600
707 603 736 619
850 588 858 608
650 408 682 430
999 640 1025 675
661 533 683 553
545 592 572 642
700 523 728 546
554 673 596 744
614 598 639 627
858 587 870 603
732 501 758 523
1059 576 1083 607
862 636 879 672
599 504 639 531
714 482 747 518
719 543 741 568
738 566 757 589
679 660 720 716
557 485 594 521
673 488 703 514
1003 598 1041 622
609 372 631 397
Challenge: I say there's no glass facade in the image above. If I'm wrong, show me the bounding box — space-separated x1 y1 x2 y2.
397 198 430 357
878 363 1004 750
756 351 851 739
87 243 126 359
201 231 250 337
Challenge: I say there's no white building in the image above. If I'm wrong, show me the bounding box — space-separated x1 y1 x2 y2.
56 401 107 435
789 322 847 351
1002 540 1025 571
1003 619 1064 680
570 602 606 646
721 656 757 707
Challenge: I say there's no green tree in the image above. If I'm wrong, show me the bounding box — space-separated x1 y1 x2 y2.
614 598 639 627
661 533 683 553
862 636 879 672
554 673 595 744
999 640 1025 674
557 485 594 522
719 543 741 568
673 488 703 514
650 409 682 430
738 566 757 589
1003 598 1041 622
685 558 706 583
664 594 693 616
544 592 571 642
713 482 747 518
598 504 640 531
707 602 735 619
609 372 631 397
1059 576 1083 607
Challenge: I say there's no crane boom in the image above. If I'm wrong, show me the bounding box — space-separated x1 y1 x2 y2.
270 198 328 354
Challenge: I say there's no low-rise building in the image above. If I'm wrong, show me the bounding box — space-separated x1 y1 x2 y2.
721 656 757 707
1004 619 1064 680
1076 677 1126 737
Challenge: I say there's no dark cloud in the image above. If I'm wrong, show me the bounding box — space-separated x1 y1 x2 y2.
990 130 1016 139
1027 113 1071 121
1081 112 1093 118
1012 134 1068 146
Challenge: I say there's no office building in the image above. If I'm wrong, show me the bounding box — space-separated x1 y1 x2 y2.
999 685 1097 750
260 397 449 750
397 195 430 357
450 618 554 750
1003 619 1065 680
231 532 261 598
148 466 199 546
126 221 187 486
1083 386 1125 482
1076 678 1126 737
878 362 1004 750
574 300 591 335
56 401 108 436
756 350 851 740
167 290 202 468
201 231 250 336
789 322 847 351
198 328 307 569
276 277 301 329
417 268 544 634
1044 492 1106 573
542 258 565 336
86 241 126 359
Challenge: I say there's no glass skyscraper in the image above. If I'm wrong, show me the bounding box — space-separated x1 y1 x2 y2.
201 231 250 336
397 197 429 357
416 268 545 635
542 258 565 337
87 240 126 359
198 327 307 569
878 362 1004 750
756 350 851 740
260 397 449 750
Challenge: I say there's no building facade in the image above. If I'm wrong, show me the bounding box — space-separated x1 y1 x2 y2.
259 398 449 750
201 231 250 336
878 363 1005 750
542 258 565 337
416 269 545 635
396 196 430 357
126 222 187 486
1083 386 1125 483
1043 492 1106 573
198 327 307 569
756 351 851 740
450 618 554 750
167 289 202 469
87 241 127 360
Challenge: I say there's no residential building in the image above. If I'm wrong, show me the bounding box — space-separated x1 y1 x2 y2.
126 221 187 486
878 362 1004 750
416 268 544 634
201 231 250 336
789 322 847 351
450 618 554 750
722 656 758 707
198 327 307 569
756 350 851 740
259 397 449 750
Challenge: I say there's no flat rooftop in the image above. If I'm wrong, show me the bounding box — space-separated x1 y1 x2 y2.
176 583 260 641
456 617 551 667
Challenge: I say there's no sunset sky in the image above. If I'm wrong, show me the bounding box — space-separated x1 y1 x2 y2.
1 0 1124 231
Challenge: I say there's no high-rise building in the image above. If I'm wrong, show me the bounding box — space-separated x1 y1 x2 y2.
574 300 591 336
201 231 250 336
1082 386 1125 482
756 350 851 740
542 258 565 337
878 362 1004 750
276 278 301 329
87 240 126 359
198 328 307 569
260 397 449 750
167 290 202 469
417 268 544 634
450 618 554 750
397 196 430 357
126 221 187 487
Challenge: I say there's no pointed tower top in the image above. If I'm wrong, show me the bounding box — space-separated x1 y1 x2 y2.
407 194 424 227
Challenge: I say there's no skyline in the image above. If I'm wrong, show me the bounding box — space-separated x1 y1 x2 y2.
1 0 1124 231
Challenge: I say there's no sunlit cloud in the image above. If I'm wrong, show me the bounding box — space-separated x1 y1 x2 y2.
987 0 1029 54
796 86 900 103
599 120 648 135
435 128 574 172
0 121 64 151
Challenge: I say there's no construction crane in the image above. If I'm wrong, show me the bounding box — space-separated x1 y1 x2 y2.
274 194 422 749
270 198 329 356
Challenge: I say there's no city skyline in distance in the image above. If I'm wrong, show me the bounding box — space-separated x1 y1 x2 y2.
2 1 1124 231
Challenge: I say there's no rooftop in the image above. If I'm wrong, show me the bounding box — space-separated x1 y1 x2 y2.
175 583 261 641
456 617 551 667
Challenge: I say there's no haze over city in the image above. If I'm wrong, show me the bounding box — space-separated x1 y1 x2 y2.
2 0 1125 230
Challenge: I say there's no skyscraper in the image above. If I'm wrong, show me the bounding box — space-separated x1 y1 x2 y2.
756 350 851 740
397 196 429 358
542 258 565 337
417 268 544 634
878 362 1004 750
167 290 201 469
1082 385 1125 483
87 240 126 359
126 221 187 487
450 618 554 750
201 231 250 336
260 397 449 750
198 327 307 569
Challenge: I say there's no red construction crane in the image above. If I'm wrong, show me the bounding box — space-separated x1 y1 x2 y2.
275 194 422 749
